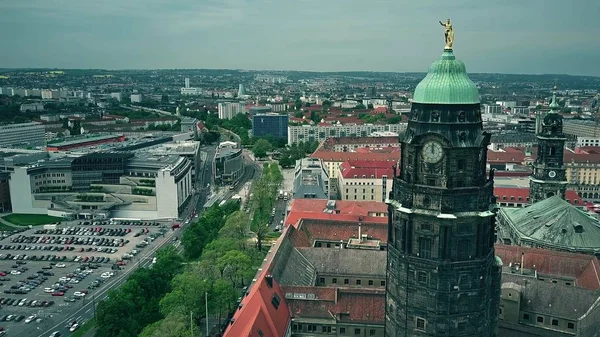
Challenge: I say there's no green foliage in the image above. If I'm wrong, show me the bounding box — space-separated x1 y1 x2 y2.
3 213 63 226
294 111 304 118
139 179 156 187
133 187 155 196
94 247 183 337
76 194 104 202
387 115 401 124
355 103 367 109
310 110 321 123
249 162 282 251
252 139 272 159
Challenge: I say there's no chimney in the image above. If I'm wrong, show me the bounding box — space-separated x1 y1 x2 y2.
520 253 524 275
334 288 338 304
265 274 273 288
361 234 368 242
358 223 362 240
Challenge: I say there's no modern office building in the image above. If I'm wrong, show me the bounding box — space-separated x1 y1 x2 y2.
110 92 122 102
4 138 196 220
0 122 46 147
218 102 246 120
20 102 45 112
252 113 288 139
386 45 501 335
213 141 245 186
287 123 406 145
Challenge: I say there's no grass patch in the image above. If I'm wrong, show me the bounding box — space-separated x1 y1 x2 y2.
70 318 96 337
0 223 16 231
3 214 63 226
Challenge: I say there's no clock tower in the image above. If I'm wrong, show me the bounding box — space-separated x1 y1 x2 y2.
529 87 567 204
385 26 501 337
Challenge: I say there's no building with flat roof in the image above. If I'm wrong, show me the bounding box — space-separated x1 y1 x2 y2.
252 113 288 140
249 106 272 115
218 102 245 120
46 134 126 151
0 122 46 147
5 139 195 220
288 123 406 146
292 158 329 199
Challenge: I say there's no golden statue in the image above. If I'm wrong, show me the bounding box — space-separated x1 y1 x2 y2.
439 19 454 50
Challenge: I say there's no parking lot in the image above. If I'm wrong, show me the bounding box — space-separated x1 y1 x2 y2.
0 219 172 337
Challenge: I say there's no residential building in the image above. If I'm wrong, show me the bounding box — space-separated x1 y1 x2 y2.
130 94 143 103
249 106 272 115
252 113 288 139
0 122 46 147
110 92 122 102
20 102 45 112
576 137 600 147
41 90 60 99
386 48 501 335
217 102 245 120
292 158 329 199
563 119 599 138
494 187 583 208
337 160 396 202
287 123 406 146
266 102 287 112
213 141 244 186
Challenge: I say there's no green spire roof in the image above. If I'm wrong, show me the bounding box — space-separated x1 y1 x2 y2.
412 50 480 105
549 86 559 111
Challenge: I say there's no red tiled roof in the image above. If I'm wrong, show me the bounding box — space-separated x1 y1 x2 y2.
494 187 584 206
223 273 290 337
284 287 385 324
373 107 388 113
291 219 388 246
487 151 526 163
312 149 400 162
323 137 399 147
339 160 396 179
285 199 388 228
494 245 600 290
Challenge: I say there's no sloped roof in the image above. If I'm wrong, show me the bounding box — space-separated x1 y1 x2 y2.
297 248 386 278
502 274 600 320
502 196 600 252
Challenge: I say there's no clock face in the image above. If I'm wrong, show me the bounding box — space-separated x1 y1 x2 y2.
422 141 444 164
549 170 556 178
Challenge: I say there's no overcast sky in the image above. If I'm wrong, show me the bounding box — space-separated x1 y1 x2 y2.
1 0 598 76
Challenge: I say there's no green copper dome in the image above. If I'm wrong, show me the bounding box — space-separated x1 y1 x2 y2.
412 50 480 105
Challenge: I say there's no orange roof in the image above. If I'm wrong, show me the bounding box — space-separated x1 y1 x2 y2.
495 245 600 290
494 187 584 205
285 199 388 228
339 160 396 179
223 271 290 337
311 149 400 162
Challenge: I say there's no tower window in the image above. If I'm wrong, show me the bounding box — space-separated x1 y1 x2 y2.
417 271 428 284
457 159 466 170
549 146 556 156
419 237 433 259
416 317 427 331
537 316 544 323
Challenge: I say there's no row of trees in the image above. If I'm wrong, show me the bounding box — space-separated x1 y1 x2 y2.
249 162 283 251
94 247 184 337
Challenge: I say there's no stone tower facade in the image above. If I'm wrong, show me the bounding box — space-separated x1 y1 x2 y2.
385 49 501 337
529 88 567 204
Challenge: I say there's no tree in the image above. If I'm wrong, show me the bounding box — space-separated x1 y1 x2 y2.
295 99 302 110
212 279 238 322
355 103 366 109
159 272 210 318
279 154 294 168
310 111 321 123
219 211 250 246
294 111 304 118
216 250 252 287
367 103 374 109
304 102 311 107
252 139 272 159
138 312 198 337
387 116 401 124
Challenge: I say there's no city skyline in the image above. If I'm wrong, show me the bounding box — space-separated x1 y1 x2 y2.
1 0 600 76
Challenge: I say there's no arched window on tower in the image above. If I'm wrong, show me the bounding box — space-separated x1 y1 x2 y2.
549 146 556 156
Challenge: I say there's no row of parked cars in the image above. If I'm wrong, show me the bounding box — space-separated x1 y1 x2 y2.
4 273 49 294
11 233 130 246
117 221 162 226
0 298 54 308
34 226 132 237
0 313 45 324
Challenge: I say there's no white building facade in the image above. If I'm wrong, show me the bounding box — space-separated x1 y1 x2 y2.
287 123 407 145
218 102 246 120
